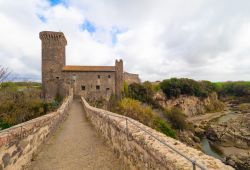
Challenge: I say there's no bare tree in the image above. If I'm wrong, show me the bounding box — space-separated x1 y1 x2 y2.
0 66 11 83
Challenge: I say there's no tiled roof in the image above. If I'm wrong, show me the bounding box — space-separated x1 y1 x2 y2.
62 65 115 72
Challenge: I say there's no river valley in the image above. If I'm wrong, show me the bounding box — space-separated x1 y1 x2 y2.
190 102 250 170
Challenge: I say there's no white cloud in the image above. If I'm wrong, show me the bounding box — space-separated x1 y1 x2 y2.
0 0 250 82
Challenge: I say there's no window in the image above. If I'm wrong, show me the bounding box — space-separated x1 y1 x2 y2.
56 76 59 79
98 75 100 79
106 88 110 91
96 85 100 90
81 86 85 90
108 75 111 78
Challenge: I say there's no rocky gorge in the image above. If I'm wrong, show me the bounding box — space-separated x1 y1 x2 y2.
154 91 250 170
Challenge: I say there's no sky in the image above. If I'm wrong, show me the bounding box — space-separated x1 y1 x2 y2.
0 0 250 82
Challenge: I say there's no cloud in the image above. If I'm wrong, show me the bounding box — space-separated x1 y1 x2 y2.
0 0 250 82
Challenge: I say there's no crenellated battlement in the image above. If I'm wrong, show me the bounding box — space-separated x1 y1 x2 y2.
39 31 67 47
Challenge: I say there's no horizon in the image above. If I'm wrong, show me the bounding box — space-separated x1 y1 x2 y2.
1 0 250 82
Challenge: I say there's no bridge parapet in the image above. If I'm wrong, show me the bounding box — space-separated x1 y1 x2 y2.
0 88 73 170
81 97 234 170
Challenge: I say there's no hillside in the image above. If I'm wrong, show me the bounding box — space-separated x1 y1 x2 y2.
103 78 250 170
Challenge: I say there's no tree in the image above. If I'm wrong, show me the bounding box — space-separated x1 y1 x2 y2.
0 66 10 84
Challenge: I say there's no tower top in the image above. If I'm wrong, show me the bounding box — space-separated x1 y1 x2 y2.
39 31 67 47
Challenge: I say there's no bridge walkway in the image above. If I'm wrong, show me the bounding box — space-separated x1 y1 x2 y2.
25 100 124 170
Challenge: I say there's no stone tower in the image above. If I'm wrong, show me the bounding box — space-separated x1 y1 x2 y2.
115 59 124 99
39 31 67 101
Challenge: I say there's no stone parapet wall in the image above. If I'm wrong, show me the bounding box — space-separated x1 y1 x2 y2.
81 97 234 170
0 89 73 170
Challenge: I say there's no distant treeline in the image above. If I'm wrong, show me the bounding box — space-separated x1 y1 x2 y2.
160 78 250 98
213 81 250 97
161 78 250 98
124 78 250 101
0 82 41 88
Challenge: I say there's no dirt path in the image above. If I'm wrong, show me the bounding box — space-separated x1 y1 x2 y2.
26 100 124 170
187 111 226 124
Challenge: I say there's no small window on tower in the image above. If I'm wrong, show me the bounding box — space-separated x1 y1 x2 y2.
56 77 59 79
106 88 110 91
96 85 100 90
81 86 85 91
108 75 111 78
98 75 100 79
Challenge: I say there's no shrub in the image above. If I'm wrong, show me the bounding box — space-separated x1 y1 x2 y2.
122 81 129 97
127 82 159 107
153 117 176 138
164 107 188 130
0 82 60 130
118 98 155 127
160 78 216 98
116 98 176 138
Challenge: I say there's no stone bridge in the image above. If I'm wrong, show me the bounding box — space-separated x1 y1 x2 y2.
0 91 234 170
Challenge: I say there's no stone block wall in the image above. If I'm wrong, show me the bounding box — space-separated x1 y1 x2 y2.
81 97 234 170
0 89 73 170
124 72 140 85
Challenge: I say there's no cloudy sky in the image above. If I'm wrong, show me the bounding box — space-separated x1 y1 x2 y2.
0 0 250 82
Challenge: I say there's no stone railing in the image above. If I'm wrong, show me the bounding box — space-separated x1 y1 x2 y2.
81 97 234 170
0 89 73 170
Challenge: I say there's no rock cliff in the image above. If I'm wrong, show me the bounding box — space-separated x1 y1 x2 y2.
154 91 224 116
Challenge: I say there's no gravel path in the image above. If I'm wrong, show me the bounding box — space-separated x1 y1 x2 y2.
26 100 124 170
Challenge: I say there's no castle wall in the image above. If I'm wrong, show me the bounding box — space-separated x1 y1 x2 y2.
124 72 140 85
63 71 116 101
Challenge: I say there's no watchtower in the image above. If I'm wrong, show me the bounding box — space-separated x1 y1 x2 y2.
39 31 67 101
115 59 124 99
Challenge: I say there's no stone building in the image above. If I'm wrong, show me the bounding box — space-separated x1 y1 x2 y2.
40 31 140 101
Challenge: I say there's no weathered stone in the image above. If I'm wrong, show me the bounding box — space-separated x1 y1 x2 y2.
154 91 223 116
19 140 29 148
11 150 19 157
2 153 10 167
193 136 201 143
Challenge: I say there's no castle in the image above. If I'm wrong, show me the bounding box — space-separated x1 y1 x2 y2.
40 31 140 101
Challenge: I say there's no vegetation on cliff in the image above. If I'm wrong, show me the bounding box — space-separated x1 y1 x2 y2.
124 81 159 107
160 78 216 98
109 97 176 138
0 82 62 130
164 107 190 130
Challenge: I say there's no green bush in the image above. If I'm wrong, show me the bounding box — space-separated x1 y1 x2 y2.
164 107 189 130
116 98 176 138
127 82 159 108
160 78 216 98
118 98 155 127
153 117 176 138
122 81 129 97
